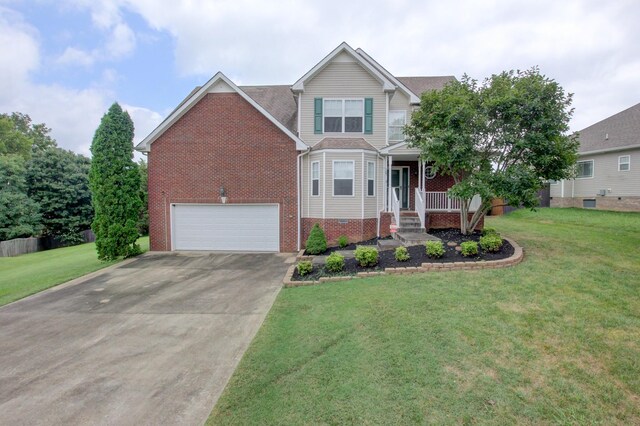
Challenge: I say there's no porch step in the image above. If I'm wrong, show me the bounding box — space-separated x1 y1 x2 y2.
377 239 402 251
395 232 441 246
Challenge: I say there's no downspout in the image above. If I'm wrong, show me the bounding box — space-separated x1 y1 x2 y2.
297 148 310 251
376 152 385 237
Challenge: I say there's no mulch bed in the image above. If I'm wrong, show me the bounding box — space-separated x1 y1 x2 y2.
303 236 392 256
293 228 514 281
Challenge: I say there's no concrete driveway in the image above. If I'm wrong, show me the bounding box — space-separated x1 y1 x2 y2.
0 252 291 425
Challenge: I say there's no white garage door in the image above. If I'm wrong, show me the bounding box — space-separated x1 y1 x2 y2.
172 204 279 252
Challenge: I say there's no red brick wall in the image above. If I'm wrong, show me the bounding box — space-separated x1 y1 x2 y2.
379 212 392 238
147 92 299 252
427 212 485 231
301 218 378 247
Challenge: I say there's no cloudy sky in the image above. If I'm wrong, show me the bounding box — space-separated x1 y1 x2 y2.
1 0 638 156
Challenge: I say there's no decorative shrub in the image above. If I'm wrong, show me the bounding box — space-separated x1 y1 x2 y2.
394 246 410 262
460 241 479 257
479 234 503 252
425 240 445 258
305 223 327 255
325 252 345 272
337 235 349 248
354 246 379 267
482 227 499 236
296 260 313 276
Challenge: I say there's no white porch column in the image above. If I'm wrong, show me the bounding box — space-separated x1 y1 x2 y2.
418 160 423 192
422 161 426 191
387 155 393 211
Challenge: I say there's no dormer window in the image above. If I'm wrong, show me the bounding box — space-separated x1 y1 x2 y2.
323 99 363 133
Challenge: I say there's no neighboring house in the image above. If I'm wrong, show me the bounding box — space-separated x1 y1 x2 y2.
137 42 480 252
551 102 640 212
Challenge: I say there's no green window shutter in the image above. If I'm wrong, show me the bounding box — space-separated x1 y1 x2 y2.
314 98 323 134
364 98 373 134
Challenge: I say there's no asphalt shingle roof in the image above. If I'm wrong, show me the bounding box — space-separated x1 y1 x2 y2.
396 76 456 97
311 137 378 151
577 102 640 153
240 85 298 133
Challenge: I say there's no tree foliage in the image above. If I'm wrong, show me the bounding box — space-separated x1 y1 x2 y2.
89 103 142 260
406 68 579 234
137 159 149 235
26 148 93 245
0 155 41 240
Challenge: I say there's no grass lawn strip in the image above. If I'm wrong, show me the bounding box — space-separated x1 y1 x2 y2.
0 236 149 307
208 208 640 425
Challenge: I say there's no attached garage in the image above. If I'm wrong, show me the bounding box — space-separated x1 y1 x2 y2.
172 204 280 252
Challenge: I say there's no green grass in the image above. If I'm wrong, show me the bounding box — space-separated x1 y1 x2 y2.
0 236 149 307
208 209 640 425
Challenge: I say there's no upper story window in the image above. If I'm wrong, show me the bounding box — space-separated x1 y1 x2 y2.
388 110 406 142
324 99 363 133
576 160 594 178
619 155 630 171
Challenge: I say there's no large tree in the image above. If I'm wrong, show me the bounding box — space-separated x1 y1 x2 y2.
406 68 579 234
137 159 149 236
0 155 41 240
26 148 93 245
89 103 142 260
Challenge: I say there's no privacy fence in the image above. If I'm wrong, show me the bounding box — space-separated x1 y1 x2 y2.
0 230 95 257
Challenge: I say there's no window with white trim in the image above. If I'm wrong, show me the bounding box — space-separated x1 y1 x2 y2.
333 161 354 196
388 110 406 142
576 160 594 178
324 99 363 133
619 155 630 171
311 161 320 196
367 161 375 196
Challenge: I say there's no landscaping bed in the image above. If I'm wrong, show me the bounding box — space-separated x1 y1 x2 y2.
293 228 514 281
303 236 392 256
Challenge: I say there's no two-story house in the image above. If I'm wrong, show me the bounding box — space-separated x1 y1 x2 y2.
137 42 480 252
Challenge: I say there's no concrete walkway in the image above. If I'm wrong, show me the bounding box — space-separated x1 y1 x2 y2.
0 252 290 426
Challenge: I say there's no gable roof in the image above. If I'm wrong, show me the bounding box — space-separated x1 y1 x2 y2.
311 137 377 152
292 42 396 93
355 48 421 104
578 102 640 154
396 76 456 97
136 72 307 152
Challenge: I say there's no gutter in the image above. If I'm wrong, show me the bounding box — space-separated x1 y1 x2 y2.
579 143 640 156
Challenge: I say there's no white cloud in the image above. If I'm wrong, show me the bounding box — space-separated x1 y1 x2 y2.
56 46 95 67
0 6 160 156
118 0 640 131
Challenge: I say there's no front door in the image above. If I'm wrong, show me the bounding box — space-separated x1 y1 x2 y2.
391 167 409 209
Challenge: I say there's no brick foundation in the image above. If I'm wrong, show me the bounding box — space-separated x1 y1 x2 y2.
426 212 484 231
550 196 640 212
301 218 378 247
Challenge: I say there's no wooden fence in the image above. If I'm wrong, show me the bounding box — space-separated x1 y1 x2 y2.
0 230 96 257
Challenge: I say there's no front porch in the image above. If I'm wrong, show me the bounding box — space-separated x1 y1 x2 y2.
379 143 482 238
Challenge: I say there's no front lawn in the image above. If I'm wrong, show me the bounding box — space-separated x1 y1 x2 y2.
209 208 640 424
0 236 149 307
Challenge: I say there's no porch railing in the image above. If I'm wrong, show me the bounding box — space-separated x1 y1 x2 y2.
415 188 426 228
425 192 481 212
391 190 400 229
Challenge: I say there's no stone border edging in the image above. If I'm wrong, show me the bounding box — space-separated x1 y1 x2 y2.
283 237 523 287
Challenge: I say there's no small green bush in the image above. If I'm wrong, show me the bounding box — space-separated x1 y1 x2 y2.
337 235 349 248
482 227 499 236
354 246 379 267
394 246 410 262
296 260 313 276
425 240 445 258
479 234 503 252
325 252 345 272
460 241 479 257
305 223 327 255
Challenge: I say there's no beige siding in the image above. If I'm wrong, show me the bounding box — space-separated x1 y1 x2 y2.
572 149 639 197
363 153 383 217
388 91 412 144
300 60 387 148
301 152 324 218
550 148 639 200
